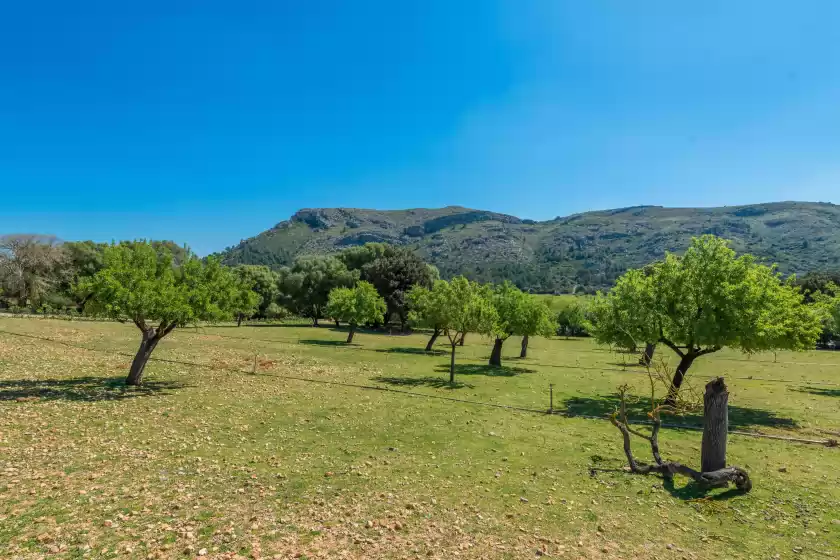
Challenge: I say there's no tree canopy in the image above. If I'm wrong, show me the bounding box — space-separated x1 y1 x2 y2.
82 242 249 385
589 235 823 404
277 255 359 325
487 282 555 366
415 277 498 383
233 265 280 319
326 281 387 343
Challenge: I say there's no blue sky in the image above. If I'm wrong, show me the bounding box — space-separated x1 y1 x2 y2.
2 1 839 255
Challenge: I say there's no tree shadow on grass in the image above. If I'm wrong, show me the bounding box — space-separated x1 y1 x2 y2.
792 386 840 398
0 376 186 402
433 364 536 377
662 478 748 501
562 392 797 430
374 347 447 357
372 375 473 389
298 339 356 347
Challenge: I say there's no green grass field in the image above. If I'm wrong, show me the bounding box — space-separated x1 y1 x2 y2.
1 316 839 559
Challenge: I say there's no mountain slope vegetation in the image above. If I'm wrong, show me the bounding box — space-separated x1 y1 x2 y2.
216 202 840 292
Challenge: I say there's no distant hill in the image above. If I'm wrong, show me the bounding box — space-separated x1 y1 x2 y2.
215 202 840 293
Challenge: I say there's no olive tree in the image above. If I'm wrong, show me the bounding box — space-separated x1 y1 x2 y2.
232 265 279 324
82 242 249 386
589 236 822 405
326 281 386 343
488 282 555 366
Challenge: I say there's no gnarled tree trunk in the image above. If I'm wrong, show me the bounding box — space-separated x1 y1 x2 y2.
520 335 529 358
639 343 656 366
425 328 440 352
702 377 729 474
346 324 356 344
489 337 504 367
665 353 696 406
126 332 161 386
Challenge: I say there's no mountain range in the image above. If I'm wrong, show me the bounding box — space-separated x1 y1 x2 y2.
215 201 840 293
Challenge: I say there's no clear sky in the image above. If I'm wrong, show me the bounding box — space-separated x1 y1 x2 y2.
2 1 839 255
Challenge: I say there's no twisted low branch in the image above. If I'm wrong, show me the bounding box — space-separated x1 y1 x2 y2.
609 386 752 493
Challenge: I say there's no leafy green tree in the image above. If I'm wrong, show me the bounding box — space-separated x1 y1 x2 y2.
277 256 359 326
417 277 498 383
337 243 390 271
589 235 823 405
555 300 590 338
407 285 448 351
60 241 108 310
796 271 840 303
232 265 280 323
810 282 840 346
360 247 434 328
81 242 246 386
487 282 556 365
516 296 557 359
326 281 387 343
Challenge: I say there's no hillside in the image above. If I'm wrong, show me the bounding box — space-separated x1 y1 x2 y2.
215 202 840 292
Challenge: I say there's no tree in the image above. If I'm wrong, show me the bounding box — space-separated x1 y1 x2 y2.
338 243 435 327
407 285 447 351
232 265 280 323
360 247 434 328
61 241 108 310
81 242 246 386
277 256 358 326
230 272 261 327
487 282 555 366
0 235 68 309
516 295 557 359
326 281 387 343
589 236 823 405
810 282 840 347
796 270 840 303
418 277 498 383
556 300 590 338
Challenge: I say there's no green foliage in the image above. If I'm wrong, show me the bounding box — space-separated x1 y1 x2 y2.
490 282 556 340
589 236 824 400
216 202 840 292
81 242 242 330
233 265 280 317
277 255 359 324
555 300 589 337
358 246 435 325
425 276 499 347
591 236 822 355
809 283 840 345
264 302 290 320
326 281 387 328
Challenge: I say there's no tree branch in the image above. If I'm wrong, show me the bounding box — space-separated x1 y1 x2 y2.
659 337 685 358
697 345 722 356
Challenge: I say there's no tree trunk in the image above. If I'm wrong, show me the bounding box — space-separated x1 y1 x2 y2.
520 335 529 358
701 377 729 474
335 319 340 328
237 313 243 327
489 337 504 367
346 325 356 344
459 333 466 346
126 334 160 386
664 353 696 406
425 328 440 352
312 316 319 327
449 343 457 383
639 343 656 366
383 310 391 326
